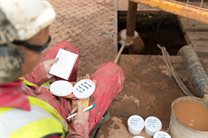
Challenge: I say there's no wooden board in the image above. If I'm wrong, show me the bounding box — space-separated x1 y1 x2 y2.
185 32 208 43
185 32 208 56
178 17 208 32
178 1 208 32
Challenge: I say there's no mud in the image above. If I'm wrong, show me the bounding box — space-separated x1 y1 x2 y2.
98 56 186 137
173 99 208 131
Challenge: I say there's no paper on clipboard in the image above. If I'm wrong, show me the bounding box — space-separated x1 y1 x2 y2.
49 49 78 80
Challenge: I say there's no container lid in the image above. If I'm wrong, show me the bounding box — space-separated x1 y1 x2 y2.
73 79 96 99
145 116 162 132
50 80 73 96
128 115 145 131
153 131 171 138
132 136 145 138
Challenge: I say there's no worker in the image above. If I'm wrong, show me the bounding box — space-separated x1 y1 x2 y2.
0 1 124 138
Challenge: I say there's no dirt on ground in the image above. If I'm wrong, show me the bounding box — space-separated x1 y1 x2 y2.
98 55 208 138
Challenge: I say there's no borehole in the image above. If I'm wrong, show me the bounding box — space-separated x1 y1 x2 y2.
118 12 187 55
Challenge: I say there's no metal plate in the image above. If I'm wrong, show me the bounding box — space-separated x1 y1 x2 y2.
50 0 117 76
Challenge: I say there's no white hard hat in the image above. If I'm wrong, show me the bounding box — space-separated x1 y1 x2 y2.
0 0 56 44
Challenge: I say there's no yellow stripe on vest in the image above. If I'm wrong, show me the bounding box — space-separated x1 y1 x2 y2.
10 118 64 138
0 107 13 115
28 96 68 132
19 77 37 87
19 77 51 89
0 96 68 138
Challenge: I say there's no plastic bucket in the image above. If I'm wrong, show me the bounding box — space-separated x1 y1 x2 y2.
170 96 208 138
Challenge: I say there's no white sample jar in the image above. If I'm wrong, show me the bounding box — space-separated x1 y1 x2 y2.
50 80 73 97
132 136 145 138
153 131 171 138
144 116 162 136
128 115 145 136
73 79 96 99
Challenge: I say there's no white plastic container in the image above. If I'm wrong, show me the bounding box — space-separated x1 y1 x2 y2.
153 131 171 138
50 80 73 96
128 115 145 136
50 79 96 99
132 136 145 138
144 116 162 136
73 79 96 99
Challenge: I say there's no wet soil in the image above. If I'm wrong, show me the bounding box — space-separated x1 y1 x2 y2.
98 55 208 138
173 98 208 131
98 55 185 138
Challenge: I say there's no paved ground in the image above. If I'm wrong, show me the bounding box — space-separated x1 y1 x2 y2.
50 0 117 76
48 0 207 137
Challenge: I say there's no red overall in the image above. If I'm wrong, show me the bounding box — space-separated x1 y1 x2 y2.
23 41 125 137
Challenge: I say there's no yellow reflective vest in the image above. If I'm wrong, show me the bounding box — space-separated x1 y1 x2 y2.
0 96 68 138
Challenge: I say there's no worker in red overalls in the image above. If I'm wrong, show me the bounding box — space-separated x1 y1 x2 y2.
0 1 124 138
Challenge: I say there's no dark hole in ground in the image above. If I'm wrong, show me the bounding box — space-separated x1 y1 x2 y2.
118 12 187 55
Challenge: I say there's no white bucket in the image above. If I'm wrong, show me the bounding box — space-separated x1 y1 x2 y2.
170 96 208 138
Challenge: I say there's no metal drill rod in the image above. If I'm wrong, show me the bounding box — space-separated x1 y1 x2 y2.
126 0 138 36
114 43 125 63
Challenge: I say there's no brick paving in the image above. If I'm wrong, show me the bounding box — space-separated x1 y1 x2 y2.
47 1 196 137
49 0 117 76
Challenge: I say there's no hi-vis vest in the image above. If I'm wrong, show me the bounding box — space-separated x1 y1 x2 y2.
0 96 68 138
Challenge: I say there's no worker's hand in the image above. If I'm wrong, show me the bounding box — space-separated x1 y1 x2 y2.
77 74 90 81
83 74 90 80
77 74 97 84
75 101 89 123
43 58 58 79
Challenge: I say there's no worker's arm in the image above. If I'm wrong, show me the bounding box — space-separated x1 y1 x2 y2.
24 59 57 85
24 41 80 86
67 102 89 138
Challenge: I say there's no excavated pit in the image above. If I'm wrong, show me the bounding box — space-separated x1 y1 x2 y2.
118 12 187 55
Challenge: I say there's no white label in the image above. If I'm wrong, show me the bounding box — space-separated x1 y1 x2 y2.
128 115 145 130
145 116 162 131
154 131 171 138
49 49 78 80
130 118 140 128
73 79 96 99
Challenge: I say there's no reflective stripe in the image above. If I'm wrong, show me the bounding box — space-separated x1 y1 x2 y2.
19 77 37 87
0 106 60 137
40 81 51 89
0 96 68 138
20 77 51 88
11 118 63 138
0 108 12 115
28 96 68 131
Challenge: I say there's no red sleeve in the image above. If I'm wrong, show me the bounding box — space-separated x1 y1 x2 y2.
24 62 50 85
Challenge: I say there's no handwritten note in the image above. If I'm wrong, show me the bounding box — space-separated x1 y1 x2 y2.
49 49 78 80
